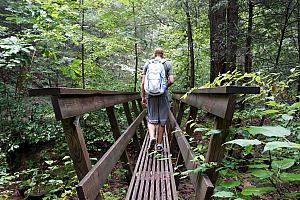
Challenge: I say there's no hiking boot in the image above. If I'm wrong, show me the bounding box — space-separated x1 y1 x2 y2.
148 138 156 153
156 144 163 153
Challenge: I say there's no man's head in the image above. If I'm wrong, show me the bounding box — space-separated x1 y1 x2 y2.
154 48 164 58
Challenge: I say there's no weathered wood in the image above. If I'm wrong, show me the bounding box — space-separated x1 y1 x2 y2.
131 100 145 139
51 94 140 120
176 101 186 126
123 102 141 151
137 100 148 129
186 106 198 137
173 93 236 120
29 87 139 97
205 116 231 184
106 106 133 181
61 117 91 181
77 110 146 200
169 111 214 199
173 86 260 95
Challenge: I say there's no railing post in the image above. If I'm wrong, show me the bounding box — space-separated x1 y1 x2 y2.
106 106 133 182
131 100 145 139
137 100 148 129
186 106 198 137
61 117 92 180
205 116 231 184
123 102 141 151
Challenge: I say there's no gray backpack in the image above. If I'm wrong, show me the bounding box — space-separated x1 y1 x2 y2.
144 59 167 96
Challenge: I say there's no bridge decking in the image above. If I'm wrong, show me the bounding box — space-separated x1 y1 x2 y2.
126 133 178 200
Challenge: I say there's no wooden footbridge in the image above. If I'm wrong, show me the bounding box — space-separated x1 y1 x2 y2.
29 86 259 200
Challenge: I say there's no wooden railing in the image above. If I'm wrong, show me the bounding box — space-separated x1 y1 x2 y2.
29 86 260 200
29 88 146 200
168 86 260 200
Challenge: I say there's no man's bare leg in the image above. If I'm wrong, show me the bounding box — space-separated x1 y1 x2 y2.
156 125 165 153
148 123 156 152
148 123 156 140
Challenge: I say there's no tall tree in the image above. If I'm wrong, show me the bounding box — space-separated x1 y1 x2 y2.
245 0 254 73
183 0 195 88
209 0 226 83
226 0 238 72
275 0 293 67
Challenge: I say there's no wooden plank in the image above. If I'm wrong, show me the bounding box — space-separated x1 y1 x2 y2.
176 101 186 127
126 134 149 200
149 154 156 200
155 157 160 200
165 132 178 200
123 102 141 151
194 174 214 200
131 100 145 139
51 94 140 120
186 106 198 137
136 136 151 200
173 93 236 120
137 100 148 129
205 116 231 184
173 86 260 94
106 106 133 181
168 111 214 199
130 136 149 200
29 87 139 97
76 110 146 200
61 117 91 181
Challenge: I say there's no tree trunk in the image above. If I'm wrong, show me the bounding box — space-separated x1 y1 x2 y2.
297 0 300 100
226 0 238 72
81 0 85 89
275 0 292 67
209 0 226 83
245 0 253 73
133 2 138 92
184 0 195 88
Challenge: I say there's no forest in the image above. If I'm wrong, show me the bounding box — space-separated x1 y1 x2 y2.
0 0 300 199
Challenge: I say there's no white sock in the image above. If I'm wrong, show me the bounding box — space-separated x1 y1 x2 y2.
157 144 163 147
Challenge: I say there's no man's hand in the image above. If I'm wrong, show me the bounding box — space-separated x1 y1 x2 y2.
142 97 147 107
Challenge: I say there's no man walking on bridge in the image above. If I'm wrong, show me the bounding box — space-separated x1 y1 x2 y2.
141 48 174 153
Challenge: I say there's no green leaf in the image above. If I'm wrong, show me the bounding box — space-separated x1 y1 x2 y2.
262 109 279 114
206 129 222 135
213 191 234 198
281 114 293 121
225 139 261 147
241 186 275 196
247 164 269 169
247 126 290 137
250 169 273 178
280 172 300 182
219 180 241 188
263 141 300 152
290 102 300 109
194 127 209 132
271 159 295 170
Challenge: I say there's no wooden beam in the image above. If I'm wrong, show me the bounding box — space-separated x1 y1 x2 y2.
168 111 214 199
105 106 133 181
123 102 141 151
29 87 139 97
61 117 91 181
137 100 148 128
205 116 231 184
173 93 236 120
51 94 140 120
173 86 260 94
186 106 198 137
176 101 186 126
131 100 145 139
76 110 146 200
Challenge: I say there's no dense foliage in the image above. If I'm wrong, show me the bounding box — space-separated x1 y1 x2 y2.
0 0 299 199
